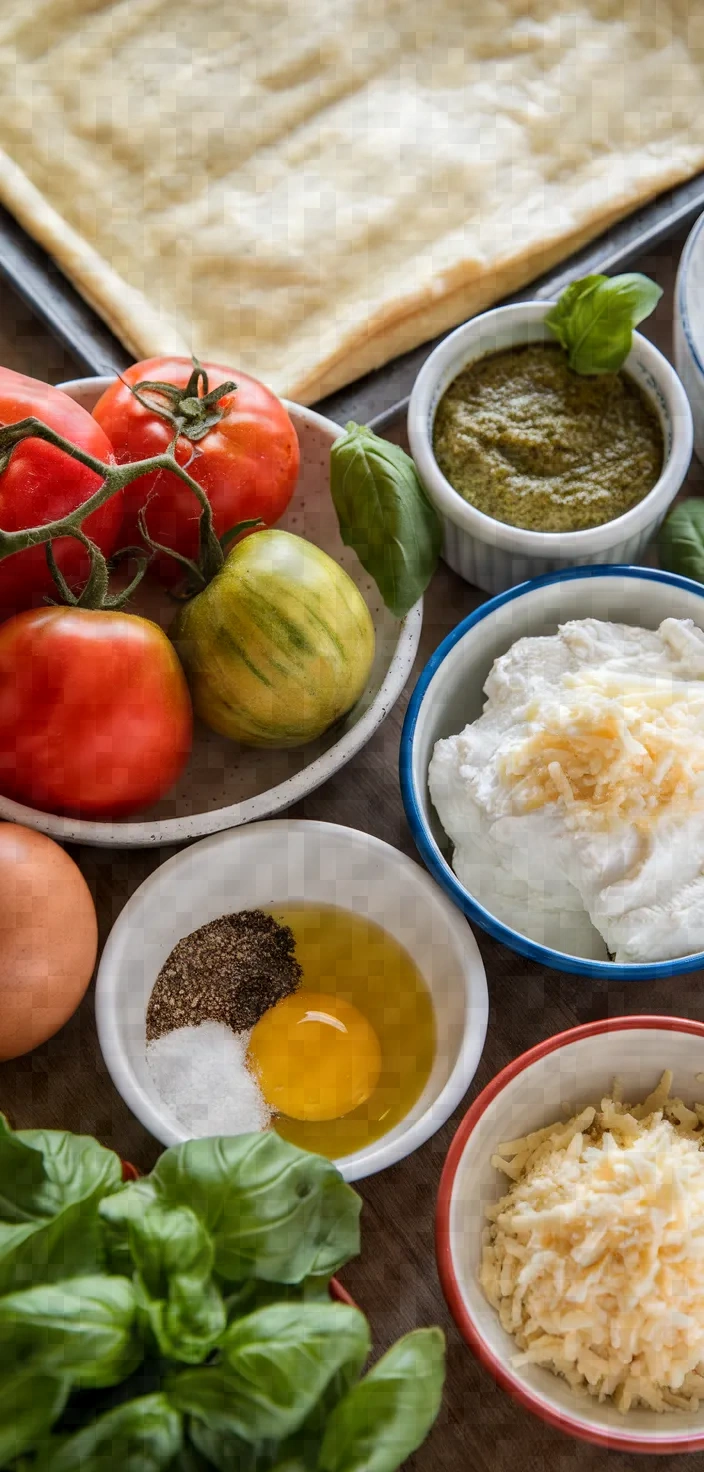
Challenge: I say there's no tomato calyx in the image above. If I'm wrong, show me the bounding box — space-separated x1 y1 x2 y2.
128 357 237 443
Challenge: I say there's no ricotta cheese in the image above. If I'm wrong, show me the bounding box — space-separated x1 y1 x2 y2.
429 618 704 962
481 1073 704 1412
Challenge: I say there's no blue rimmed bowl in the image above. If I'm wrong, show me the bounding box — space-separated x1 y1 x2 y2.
400 565 704 981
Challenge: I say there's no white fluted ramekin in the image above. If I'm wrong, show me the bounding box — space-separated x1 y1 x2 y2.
408 303 693 595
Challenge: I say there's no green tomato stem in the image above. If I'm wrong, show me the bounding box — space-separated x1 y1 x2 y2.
0 416 226 592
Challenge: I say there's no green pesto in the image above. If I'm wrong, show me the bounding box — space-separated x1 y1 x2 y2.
432 342 664 533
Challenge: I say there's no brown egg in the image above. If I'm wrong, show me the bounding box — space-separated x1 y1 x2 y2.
0 823 98 1060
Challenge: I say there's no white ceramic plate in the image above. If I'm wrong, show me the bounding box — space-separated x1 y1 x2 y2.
95 819 489 1180
0 378 421 847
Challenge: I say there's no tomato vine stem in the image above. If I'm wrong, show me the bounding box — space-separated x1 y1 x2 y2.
0 415 227 585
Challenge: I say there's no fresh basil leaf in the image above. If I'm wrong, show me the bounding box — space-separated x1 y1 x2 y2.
318 1328 445 1472
15 1127 123 1218
31 1393 183 1471
307 1175 362 1283
0 1114 51 1222
0 1274 142 1389
542 274 606 353
602 273 664 327
224 1273 332 1323
659 498 704 583
143 1266 225 1368
150 1135 361 1284
100 1191 225 1364
168 1302 370 1444
167 1447 215 1472
188 1420 258 1472
0 1204 100 1296
330 423 440 619
219 1301 370 1434
0 1125 123 1293
0 1368 69 1465
99 1179 159 1274
545 272 663 375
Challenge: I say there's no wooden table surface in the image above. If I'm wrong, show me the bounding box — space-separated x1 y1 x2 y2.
1 228 704 1471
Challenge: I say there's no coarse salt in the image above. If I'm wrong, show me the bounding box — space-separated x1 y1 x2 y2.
146 1020 271 1136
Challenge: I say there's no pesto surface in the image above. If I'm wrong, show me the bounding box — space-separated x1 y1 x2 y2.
432 342 664 533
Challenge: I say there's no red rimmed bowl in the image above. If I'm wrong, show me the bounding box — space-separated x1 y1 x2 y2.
436 1016 704 1453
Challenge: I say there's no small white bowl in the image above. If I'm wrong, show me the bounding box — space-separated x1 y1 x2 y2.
0 377 421 848
408 302 693 594
436 1015 704 1453
400 564 704 980
675 211 704 466
95 818 488 1181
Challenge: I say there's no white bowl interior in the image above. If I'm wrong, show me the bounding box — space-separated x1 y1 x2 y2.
449 1026 704 1446
96 820 488 1181
0 379 420 846
411 571 704 963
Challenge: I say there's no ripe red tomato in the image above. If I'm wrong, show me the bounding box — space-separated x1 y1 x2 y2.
0 369 122 620
0 608 193 818
92 357 300 585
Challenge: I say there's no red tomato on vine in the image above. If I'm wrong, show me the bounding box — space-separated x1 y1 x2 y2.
0 369 122 620
92 358 300 585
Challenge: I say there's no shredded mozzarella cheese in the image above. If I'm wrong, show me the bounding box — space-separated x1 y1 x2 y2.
481 1072 704 1412
498 674 704 828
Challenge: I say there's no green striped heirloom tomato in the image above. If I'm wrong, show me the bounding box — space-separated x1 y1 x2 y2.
171 530 375 747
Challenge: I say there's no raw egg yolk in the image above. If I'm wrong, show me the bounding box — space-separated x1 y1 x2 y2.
248 990 382 1122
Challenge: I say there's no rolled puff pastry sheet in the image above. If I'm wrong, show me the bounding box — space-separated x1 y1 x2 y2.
0 0 701 402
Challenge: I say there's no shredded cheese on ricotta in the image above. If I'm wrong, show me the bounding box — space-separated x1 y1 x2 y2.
498 673 704 828
481 1071 704 1412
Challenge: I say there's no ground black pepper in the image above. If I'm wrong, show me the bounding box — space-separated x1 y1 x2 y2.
146 909 302 1041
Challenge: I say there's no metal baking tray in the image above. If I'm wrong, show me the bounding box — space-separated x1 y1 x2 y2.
1 170 703 420
321 171 704 433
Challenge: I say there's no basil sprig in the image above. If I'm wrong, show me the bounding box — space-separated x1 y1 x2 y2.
545 272 663 375
660 499 704 582
0 1120 445 1470
330 422 441 620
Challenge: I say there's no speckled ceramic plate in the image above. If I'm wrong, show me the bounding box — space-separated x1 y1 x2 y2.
0 378 422 847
